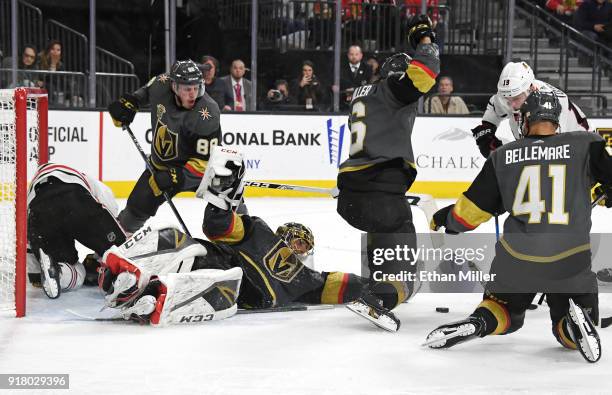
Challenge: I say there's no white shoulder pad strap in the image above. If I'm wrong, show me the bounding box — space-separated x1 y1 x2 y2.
151 267 243 326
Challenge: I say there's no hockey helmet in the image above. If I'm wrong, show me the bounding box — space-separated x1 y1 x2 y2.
497 61 534 98
169 59 205 98
518 90 561 136
276 222 315 256
380 53 411 79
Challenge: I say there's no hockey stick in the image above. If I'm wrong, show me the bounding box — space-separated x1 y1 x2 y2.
592 191 606 208
65 309 127 322
244 181 443 246
123 125 192 237
244 181 338 196
237 304 335 314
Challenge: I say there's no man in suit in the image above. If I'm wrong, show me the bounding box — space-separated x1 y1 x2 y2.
340 45 372 110
220 59 253 111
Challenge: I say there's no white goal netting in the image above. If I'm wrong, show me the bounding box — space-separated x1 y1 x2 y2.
0 88 46 316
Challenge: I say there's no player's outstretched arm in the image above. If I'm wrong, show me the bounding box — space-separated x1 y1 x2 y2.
387 16 439 105
430 158 503 233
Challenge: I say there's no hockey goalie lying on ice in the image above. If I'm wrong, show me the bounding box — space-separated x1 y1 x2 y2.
95 147 368 326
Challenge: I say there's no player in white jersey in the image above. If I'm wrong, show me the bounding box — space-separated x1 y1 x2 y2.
472 61 589 158
27 163 127 299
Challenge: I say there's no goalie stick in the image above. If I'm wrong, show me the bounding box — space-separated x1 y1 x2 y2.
243 181 444 248
123 125 192 237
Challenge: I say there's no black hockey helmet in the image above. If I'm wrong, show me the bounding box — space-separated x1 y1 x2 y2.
519 90 561 136
380 53 411 79
169 59 205 98
276 222 315 256
170 59 203 85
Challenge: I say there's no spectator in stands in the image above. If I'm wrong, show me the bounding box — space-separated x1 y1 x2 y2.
340 45 372 110
38 40 63 72
220 59 253 111
293 60 325 111
200 55 232 111
308 3 334 49
38 40 78 106
575 0 612 44
366 55 382 84
1 44 38 88
546 0 583 25
263 79 297 111
424 76 470 115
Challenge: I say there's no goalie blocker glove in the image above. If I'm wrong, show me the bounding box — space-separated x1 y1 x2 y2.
472 121 502 158
108 93 139 127
196 146 245 210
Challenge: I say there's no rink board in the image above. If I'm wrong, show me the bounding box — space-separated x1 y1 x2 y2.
44 110 612 198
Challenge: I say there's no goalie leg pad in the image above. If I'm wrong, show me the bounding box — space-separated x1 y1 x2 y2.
150 267 243 326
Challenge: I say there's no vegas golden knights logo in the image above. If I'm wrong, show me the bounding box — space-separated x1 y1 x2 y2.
262 240 304 283
153 104 178 160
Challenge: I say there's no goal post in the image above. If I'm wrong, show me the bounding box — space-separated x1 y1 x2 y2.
0 87 48 317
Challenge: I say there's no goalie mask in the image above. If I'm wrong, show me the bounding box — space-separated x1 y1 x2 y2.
276 222 315 257
518 90 561 137
380 53 411 79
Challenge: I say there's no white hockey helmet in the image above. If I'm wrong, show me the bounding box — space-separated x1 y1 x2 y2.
497 61 534 98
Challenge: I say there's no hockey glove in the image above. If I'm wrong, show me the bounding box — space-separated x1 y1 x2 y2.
472 122 502 158
108 93 139 127
593 184 612 208
151 167 183 194
407 14 436 50
430 205 459 234
197 147 246 210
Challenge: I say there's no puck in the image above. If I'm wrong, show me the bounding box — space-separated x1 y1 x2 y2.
602 317 612 329
436 307 449 313
527 304 538 310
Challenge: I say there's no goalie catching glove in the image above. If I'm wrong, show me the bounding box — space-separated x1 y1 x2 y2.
108 93 139 127
196 146 245 210
472 121 502 158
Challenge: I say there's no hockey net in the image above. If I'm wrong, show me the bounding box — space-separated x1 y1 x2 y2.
0 88 48 317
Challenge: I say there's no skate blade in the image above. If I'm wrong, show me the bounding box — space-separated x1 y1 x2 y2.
568 299 601 363
422 326 474 348
39 251 60 299
345 302 398 332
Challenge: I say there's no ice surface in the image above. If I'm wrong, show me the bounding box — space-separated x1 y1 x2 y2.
1 198 610 394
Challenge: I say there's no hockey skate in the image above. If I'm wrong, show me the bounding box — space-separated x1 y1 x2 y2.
38 249 61 299
346 293 400 332
566 299 601 363
423 316 486 348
